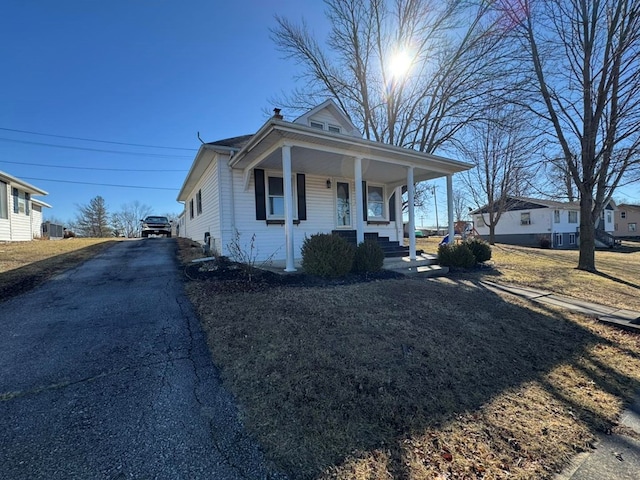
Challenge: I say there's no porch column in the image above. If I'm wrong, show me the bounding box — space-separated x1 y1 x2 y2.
354 157 365 244
395 186 403 242
446 174 454 241
282 144 296 272
407 166 416 259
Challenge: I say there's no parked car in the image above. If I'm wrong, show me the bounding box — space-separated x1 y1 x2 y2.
141 216 172 238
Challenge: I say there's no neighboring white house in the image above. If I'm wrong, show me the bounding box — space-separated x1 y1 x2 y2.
177 100 472 270
471 197 616 248
0 171 51 241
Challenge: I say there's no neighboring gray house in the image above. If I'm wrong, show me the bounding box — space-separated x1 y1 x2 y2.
177 100 472 270
0 170 51 241
471 197 617 248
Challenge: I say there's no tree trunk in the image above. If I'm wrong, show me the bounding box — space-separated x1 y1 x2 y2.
577 196 596 272
489 225 495 245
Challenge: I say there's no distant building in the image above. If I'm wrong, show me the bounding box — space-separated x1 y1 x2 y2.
614 204 640 239
0 171 51 241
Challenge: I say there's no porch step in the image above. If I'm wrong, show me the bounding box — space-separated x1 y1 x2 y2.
383 254 449 278
332 230 412 258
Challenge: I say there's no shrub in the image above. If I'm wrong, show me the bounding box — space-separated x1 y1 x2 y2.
539 236 551 249
438 243 476 268
301 233 355 277
352 240 385 273
465 237 492 263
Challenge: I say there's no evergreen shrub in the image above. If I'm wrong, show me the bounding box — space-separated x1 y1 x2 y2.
301 233 355 277
352 240 385 273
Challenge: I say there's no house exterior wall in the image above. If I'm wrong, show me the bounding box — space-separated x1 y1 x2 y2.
474 207 584 248
8 188 33 241
614 205 640 238
31 204 43 238
180 161 402 262
179 151 221 248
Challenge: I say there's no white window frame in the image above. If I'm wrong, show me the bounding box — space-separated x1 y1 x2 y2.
196 189 202 215
265 172 297 220
568 211 578 223
554 210 560 223
0 180 7 219
308 119 342 134
630 223 637 232
520 212 531 225
366 184 386 220
476 214 486 227
309 120 324 130
327 124 341 133
189 199 194 219
569 233 576 245
555 233 563 246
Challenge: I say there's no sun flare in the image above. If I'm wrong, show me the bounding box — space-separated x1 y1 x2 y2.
388 50 413 79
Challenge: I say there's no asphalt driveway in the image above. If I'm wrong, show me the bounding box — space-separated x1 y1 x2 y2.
0 239 283 479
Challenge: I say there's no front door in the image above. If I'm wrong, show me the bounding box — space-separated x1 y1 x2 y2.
336 181 351 227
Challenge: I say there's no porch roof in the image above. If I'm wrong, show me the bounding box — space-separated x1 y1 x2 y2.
0 170 48 195
228 120 472 189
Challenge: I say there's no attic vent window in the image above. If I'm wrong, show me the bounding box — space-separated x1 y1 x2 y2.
328 124 341 133
310 121 324 130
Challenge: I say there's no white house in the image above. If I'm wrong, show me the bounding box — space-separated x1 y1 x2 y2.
177 100 472 270
0 171 51 241
471 197 616 248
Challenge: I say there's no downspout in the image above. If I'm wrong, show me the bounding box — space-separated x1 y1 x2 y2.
228 150 237 257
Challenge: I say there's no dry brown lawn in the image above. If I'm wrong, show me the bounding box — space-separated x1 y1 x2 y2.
417 237 640 311
0 238 116 302
180 238 640 480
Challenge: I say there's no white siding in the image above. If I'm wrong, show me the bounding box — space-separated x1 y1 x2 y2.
31 204 43 238
223 172 401 263
550 208 580 235
180 151 222 249
9 190 32 241
0 218 9 240
475 208 552 236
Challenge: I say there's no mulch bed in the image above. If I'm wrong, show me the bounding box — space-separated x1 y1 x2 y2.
183 257 404 293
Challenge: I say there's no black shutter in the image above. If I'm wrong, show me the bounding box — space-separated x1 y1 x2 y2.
389 192 396 221
361 181 368 221
296 173 306 221
254 169 266 220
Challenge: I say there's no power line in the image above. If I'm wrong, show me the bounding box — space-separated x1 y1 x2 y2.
0 160 188 172
0 127 198 151
0 137 193 158
20 177 180 191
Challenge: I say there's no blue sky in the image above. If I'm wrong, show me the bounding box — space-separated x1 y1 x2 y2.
0 0 329 223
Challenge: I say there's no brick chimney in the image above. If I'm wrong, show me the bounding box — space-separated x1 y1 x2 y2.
273 108 283 120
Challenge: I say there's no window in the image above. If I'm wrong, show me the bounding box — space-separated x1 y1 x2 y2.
554 210 560 223
12 188 28 215
569 233 576 245
568 211 578 223
367 185 385 219
196 189 202 215
328 124 341 133
310 121 324 130
621 211 626 219
189 199 194 219
520 212 531 225
555 233 563 246
607 211 612 223
630 223 637 232
0 181 7 219
267 176 284 217
476 214 485 227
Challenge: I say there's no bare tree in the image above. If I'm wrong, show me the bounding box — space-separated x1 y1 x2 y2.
498 0 640 271
112 201 153 238
452 187 469 223
271 0 507 150
461 104 541 244
76 196 112 238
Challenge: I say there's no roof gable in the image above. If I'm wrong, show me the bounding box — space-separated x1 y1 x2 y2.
292 99 361 137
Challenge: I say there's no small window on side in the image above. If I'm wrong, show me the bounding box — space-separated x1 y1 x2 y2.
310 121 324 130
328 124 341 133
